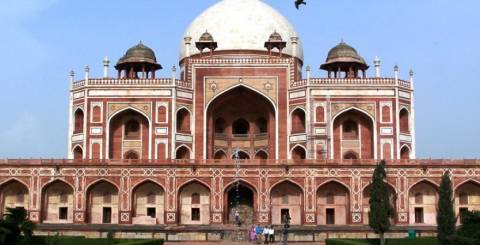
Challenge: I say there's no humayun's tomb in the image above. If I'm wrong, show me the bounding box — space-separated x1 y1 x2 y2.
1 0 479 242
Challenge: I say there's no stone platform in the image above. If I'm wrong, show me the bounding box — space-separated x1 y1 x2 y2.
35 224 438 243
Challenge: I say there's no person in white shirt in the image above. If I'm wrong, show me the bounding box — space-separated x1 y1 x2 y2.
263 226 269 244
268 225 275 243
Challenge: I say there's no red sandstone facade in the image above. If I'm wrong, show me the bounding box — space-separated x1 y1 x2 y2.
1 0 479 232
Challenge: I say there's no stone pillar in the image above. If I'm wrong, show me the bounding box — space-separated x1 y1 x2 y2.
165 170 177 224
211 170 223 224
29 172 41 222
304 173 316 224
258 170 270 224
119 174 131 224
350 174 362 224
396 173 409 224
74 173 86 224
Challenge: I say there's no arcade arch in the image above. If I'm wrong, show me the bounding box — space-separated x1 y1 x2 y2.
206 86 275 159
317 181 350 225
178 181 210 225
0 180 29 217
108 109 149 159
408 181 438 225
132 181 165 224
270 181 303 225
86 180 119 224
333 108 374 159
41 180 74 223
224 181 256 225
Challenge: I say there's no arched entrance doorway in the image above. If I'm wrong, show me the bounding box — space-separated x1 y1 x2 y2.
0 180 29 217
455 181 480 223
178 181 210 225
86 181 119 224
224 181 256 225
270 181 303 225
207 86 276 159
41 180 74 223
109 109 149 159
333 109 374 159
408 181 438 225
316 181 350 225
132 181 165 224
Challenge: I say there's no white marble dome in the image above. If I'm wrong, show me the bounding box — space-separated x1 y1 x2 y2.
180 0 303 61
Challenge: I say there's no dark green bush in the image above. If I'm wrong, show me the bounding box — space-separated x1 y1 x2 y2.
43 236 163 245
326 239 378 245
326 238 438 245
118 239 164 245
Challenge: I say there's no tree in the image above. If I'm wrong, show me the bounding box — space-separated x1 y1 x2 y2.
456 211 480 244
368 160 393 245
0 207 39 245
437 171 456 245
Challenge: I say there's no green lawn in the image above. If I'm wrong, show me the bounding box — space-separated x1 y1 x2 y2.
326 238 438 245
42 236 164 245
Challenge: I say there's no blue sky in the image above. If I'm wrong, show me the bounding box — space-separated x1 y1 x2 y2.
0 0 478 158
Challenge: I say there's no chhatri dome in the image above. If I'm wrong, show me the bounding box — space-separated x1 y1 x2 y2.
180 0 303 61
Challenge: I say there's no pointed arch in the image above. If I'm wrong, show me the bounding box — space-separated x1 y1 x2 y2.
175 144 192 160
454 179 480 191
205 84 277 112
232 150 250 160
86 179 119 224
223 179 257 225
408 179 439 225
73 108 85 134
316 180 350 225
178 180 211 225
41 179 74 223
0 179 30 217
291 144 307 160
214 149 228 160
176 107 192 134
290 107 306 134
177 179 212 193
254 150 268 160
106 107 152 159
72 145 84 160
331 106 376 160
400 145 411 160
270 180 304 225
204 84 278 160
131 180 165 224
399 107 410 134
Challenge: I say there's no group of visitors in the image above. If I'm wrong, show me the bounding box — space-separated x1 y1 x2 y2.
249 224 275 244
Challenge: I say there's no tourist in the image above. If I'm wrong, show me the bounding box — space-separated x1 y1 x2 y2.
263 225 269 244
249 225 256 242
255 224 263 243
269 225 275 243
235 210 240 226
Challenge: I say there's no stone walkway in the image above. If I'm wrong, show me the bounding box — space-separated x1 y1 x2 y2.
165 243 323 245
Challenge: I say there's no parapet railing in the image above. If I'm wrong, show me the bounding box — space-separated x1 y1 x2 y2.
72 79 192 89
0 159 478 167
291 78 411 89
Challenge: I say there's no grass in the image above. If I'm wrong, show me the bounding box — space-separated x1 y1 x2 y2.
43 236 164 245
326 238 438 245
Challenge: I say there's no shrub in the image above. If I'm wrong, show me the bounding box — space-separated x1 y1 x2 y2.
118 239 164 245
326 238 438 245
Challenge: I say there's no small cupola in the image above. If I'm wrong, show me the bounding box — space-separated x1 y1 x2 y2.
320 41 369 78
115 42 162 79
264 31 287 57
195 30 218 56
